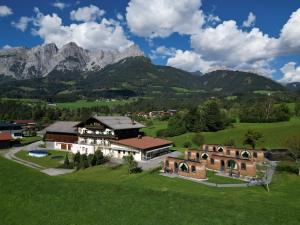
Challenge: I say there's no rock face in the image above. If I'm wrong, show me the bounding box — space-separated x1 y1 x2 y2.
0 42 144 79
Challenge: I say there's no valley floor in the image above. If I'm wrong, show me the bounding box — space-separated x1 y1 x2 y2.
0 155 299 225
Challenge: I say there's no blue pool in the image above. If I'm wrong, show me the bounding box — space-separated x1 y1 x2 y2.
28 150 49 158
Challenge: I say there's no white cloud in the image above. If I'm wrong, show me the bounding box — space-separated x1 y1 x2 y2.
116 13 124 21
70 5 105 22
0 5 13 17
11 16 33 31
280 62 300 83
167 50 214 73
32 9 133 51
126 0 204 38
279 8 300 53
243 12 256 27
206 14 221 26
191 20 278 67
52 1 70 10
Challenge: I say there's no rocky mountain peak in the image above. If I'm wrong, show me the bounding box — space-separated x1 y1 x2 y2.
0 42 144 79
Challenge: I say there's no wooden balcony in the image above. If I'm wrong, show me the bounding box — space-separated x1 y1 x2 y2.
78 132 116 139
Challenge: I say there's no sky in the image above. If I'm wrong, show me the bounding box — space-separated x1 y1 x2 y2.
1 0 300 83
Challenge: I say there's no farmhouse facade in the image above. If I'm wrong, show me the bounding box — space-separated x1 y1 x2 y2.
45 116 172 161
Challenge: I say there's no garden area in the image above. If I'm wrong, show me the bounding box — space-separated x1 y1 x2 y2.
15 150 70 168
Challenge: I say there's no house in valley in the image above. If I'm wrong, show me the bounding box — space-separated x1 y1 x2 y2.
44 116 173 161
0 132 13 148
0 122 23 139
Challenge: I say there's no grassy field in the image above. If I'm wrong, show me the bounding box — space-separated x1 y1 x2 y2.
15 150 70 168
56 98 136 109
144 117 300 150
206 170 246 184
0 156 300 225
20 136 42 145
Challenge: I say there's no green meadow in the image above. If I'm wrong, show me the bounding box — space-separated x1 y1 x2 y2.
56 98 136 109
15 150 71 168
0 156 299 225
143 117 300 150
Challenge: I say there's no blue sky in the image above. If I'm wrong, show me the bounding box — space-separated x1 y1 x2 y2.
1 0 300 82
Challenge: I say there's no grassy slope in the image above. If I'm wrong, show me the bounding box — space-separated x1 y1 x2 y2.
206 171 245 184
145 117 300 150
0 157 300 225
15 150 69 168
56 98 136 109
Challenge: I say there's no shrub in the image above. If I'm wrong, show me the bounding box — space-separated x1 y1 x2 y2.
192 133 205 146
95 150 107 165
123 155 142 174
276 161 299 174
183 141 192 148
64 153 70 167
88 154 97 167
73 152 81 170
224 139 236 146
80 154 89 169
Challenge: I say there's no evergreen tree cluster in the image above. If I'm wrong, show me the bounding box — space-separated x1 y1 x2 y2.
72 150 108 170
157 101 231 137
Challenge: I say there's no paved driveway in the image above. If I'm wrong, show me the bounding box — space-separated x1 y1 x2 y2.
138 151 182 171
2 141 74 176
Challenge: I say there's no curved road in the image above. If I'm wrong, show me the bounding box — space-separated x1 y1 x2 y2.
2 141 74 176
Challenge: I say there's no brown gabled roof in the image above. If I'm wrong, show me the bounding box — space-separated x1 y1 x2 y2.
111 136 172 150
14 120 36 124
0 132 12 141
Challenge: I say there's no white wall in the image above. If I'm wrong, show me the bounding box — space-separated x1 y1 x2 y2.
50 141 142 161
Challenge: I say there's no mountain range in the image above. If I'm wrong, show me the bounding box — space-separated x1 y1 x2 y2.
0 42 144 79
0 42 295 101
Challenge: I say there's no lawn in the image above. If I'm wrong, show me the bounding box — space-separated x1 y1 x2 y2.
15 150 70 168
144 117 300 150
0 156 300 225
20 136 42 145
56 98 136 109
206 170 246 184
141 119 168 136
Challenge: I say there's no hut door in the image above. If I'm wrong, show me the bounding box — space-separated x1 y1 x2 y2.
221 160 225 171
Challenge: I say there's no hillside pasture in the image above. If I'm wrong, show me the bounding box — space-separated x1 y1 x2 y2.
144 117 300 150
0 156 300 225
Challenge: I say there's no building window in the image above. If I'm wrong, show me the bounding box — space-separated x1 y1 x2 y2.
133 152 136 155
174 162 178 169
213 146 216 152
205 145 209 151
123 151 126 154
253 152 257 158
241 163 246 170
196 153 200 160
226 150 230 155
179 163 189 172
118 150 121 154
236 151 239 157
201 153 208 160
191 165 196 173
241 151 251 159
218 147 223 152
210 158 215 165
